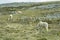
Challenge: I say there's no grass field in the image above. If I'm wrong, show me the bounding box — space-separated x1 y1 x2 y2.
0 2 60 40
0 9 60 40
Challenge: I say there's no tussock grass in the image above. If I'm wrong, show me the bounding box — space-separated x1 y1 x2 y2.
0 6 60 40
0 13 60 40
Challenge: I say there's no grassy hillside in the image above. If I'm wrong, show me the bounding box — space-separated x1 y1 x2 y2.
0 1 60 40
0 1 60 15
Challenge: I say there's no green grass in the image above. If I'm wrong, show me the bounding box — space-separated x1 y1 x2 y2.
0 5 60 40
0 12 60 40
0 22 60 40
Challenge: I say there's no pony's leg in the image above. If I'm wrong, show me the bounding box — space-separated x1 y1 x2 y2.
46 25 48 32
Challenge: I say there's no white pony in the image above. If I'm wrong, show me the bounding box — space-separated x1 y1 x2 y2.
8 14 13 21
36 21 48 31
